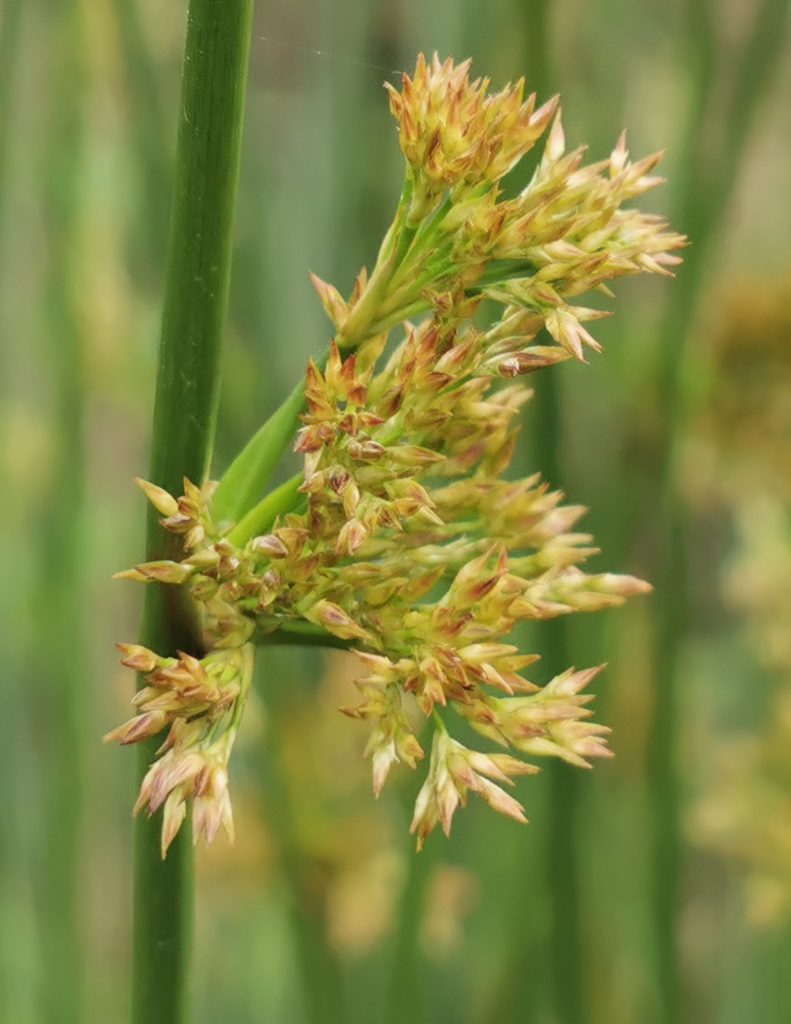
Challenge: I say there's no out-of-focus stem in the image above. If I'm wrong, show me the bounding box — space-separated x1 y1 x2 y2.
648 1 790 1018
132 2 252 1022
385 834 440 1024
34 4 87 1022
0 0 22 233
255 648 348 1024
113 0 172 280
0 0 24 1018
537 437 585 1024
507 6 586 1023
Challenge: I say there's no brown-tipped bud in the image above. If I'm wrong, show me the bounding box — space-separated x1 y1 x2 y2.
251 533 289 558
480 752 540 778
544 307 602 362
387 444 445 468
192 764 233 845
542 665 605 699
346 438 386 462
310 272 350 329
488 346 572 376
458 643 519 664
184 525 206 550
337 518 369 556
116 642 161 674
610 129 629 175
113 568 150 583
103 710 170 746
543 111 565 162
371 739 398 797
595 573 652 597
342 479 361 519
397 732 425 769
136 560 194 585
476 778 528 823
184 547 220 570
134 477 179 517
304 600 372 643
159 514 194 533
146 752 205 814
161 791 187 858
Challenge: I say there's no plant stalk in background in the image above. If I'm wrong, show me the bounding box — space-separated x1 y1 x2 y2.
648 1 791 1016
517 7 586 1022
35 4 87 1021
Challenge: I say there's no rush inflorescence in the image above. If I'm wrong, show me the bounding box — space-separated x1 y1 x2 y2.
107 54 683 856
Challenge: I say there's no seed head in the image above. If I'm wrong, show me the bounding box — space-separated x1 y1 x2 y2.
110 53 682 853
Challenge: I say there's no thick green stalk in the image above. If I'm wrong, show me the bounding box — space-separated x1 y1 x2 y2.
647 3 790 1019
132 2 252 1022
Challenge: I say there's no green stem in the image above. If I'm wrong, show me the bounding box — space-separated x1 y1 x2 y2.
132 3 252 1022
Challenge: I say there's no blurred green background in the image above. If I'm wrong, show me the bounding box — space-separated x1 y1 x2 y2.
2 1 791 1021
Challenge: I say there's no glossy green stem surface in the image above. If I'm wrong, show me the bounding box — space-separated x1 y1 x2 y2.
132 2 253 1022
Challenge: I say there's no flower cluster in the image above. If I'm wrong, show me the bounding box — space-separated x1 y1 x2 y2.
105 626 253 856
108 55 682 855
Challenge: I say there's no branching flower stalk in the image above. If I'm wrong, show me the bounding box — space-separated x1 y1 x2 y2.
108 55 683 860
